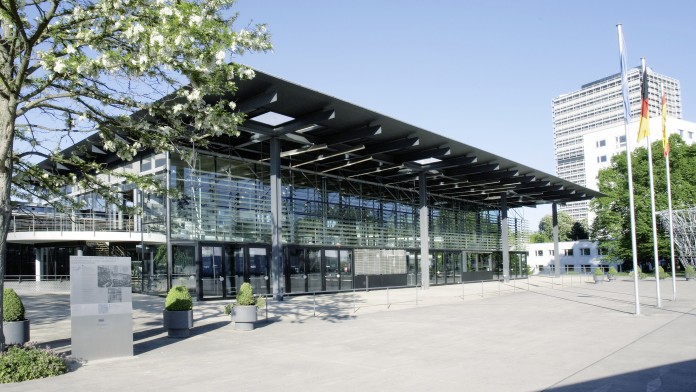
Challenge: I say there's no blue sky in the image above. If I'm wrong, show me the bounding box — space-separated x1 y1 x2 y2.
231 0 696 229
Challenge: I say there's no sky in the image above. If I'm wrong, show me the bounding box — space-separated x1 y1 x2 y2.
230 0 696 230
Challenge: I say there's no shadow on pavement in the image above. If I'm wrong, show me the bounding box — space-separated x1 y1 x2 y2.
544 359 696 391
133 320 230 355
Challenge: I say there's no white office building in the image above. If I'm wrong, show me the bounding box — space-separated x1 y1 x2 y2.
552 67 694 222
527 240 604 275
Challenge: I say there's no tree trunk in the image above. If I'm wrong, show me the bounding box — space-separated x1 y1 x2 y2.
0 94 18 352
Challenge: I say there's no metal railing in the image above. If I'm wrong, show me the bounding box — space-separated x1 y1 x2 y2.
4 275 71 293
11 212 137 233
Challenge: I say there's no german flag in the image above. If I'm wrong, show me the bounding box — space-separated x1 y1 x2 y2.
637 66 650 142
661 90 670 156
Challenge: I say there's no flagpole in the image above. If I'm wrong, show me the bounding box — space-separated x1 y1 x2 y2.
618 24 641 315
661 82 677 301
642 58 661 308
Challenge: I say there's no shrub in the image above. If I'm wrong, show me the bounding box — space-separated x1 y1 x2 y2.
594 267 605 276
629 267 647 280
0 345 67 383
607 266 618 276
686 264 696 278
164 286 193 311
657 266 669 279
3 289 25 322
236 282 255 306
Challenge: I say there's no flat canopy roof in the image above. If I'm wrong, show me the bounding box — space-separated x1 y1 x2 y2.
47 70 602 210
216 70 602 209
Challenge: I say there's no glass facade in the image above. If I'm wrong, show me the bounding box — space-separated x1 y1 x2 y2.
7 148 529 299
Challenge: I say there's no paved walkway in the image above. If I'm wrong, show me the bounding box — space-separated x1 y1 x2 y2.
6 275 696 391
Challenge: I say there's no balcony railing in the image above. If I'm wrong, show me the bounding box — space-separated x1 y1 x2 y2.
10 212 145 234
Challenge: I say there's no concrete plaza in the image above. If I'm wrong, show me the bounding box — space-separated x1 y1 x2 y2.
5 275 696 391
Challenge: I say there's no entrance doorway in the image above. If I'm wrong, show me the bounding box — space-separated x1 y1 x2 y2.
285 247 353 293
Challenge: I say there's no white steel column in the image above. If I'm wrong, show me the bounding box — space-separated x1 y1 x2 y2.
501 193 510 282
270 137 284 301
419 172 430 290
552 203 561 277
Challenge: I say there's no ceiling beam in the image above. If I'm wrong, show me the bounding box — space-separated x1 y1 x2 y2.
466 170 519 182
292 145 366 168
273 109 336 135
236 89 278 113
445 163 499 177
362 136 419 155
320 125 382 145
418 155 478 171
394 145 451 164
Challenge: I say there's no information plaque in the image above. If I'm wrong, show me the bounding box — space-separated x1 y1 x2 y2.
70 256 133 360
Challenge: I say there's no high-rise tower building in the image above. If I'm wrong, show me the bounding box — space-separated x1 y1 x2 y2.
552 67 695 222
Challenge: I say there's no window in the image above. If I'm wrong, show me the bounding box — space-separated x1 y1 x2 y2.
581 248 591 256
581 265 591 273
563 249 574 256
536 250 543 256
689 131 694 140
548 250 554 256
597 155 607 163
141 157 152 172
596 139 606 147
617 135 626 148
598 247 608 255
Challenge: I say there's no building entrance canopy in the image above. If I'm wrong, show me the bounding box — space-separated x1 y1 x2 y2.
209 70 603 209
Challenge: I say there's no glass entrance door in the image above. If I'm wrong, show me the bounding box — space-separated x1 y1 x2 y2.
201 245 223 299
307 249 322 292
248 247 269 295
325 250 340 291
339 250 353 290
171 244 196 295
286 247 308 293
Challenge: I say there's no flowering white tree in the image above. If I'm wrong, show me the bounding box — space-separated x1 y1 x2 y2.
0 0 271 349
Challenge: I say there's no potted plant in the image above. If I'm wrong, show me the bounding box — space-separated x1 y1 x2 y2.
593 266 605 283
226 282 265 331
163 286 193 338
685 264 696 281
3 288 29 346
607 266 618 281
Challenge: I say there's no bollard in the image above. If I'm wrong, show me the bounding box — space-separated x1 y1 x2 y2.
353 289 356 313
462 280 465 300
313 292 316 317
498 278 501 296
416 284 419 305
513 277 516 293
481 280 484 298
387 287 390 309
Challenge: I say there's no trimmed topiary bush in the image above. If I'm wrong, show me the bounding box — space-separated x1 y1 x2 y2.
3 289 25 322
164 286 193 311
236 282 255 306
0 345 67 383
607 266 618 276
594 267 604 276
